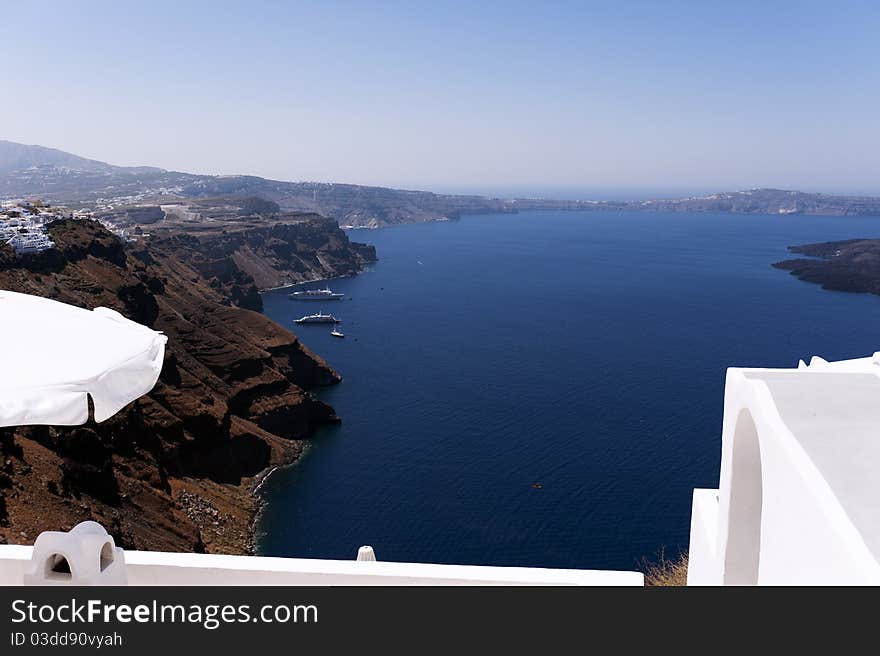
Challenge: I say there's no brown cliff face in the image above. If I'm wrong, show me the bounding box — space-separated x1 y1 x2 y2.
0 218 370 553
149 212 378 293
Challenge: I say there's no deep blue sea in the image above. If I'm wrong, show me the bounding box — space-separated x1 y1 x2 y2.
256 210 880 572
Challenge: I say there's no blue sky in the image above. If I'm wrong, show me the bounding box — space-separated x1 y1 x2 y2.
2 1 879 196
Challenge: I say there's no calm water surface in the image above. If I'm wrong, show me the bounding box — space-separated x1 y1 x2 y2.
257 210 880 571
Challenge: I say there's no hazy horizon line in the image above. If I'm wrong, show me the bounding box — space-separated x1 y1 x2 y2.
5 138 880 202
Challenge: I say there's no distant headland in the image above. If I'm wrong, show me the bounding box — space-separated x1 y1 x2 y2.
3 140 880 229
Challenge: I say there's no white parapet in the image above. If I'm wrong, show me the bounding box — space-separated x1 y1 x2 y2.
0 538 643 586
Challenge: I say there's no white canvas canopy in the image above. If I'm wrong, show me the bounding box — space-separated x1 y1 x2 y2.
0 290 166 427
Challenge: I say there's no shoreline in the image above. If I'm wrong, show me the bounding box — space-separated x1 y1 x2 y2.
248 442 315 556
179 427 315 556
248 461 290 555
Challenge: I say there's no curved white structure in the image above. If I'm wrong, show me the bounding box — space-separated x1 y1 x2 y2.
22 521 126 586
688 352 880 585
0 290 167 426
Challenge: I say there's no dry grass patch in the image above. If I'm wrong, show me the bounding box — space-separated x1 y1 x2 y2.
641 549 688 586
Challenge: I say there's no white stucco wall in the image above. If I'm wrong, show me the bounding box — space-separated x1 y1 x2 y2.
689 364 880 585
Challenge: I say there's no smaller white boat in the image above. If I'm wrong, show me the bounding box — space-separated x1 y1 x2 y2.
330 328 345 339
294 312 340 324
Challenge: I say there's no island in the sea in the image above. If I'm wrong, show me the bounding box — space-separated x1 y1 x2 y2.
774 239 880 296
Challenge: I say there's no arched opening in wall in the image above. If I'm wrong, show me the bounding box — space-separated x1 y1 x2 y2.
44 553 72 581
99 541 114 572
723 409 763 585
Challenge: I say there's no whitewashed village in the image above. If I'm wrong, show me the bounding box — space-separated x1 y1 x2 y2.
0 199 136 254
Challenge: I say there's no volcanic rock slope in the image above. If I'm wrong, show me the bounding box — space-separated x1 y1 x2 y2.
0 218 374 553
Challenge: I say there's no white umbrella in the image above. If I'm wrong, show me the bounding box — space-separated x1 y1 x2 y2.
0 290 167 427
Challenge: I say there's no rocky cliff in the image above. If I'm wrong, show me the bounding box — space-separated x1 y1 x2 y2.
152 213 377 291
0 218 373 553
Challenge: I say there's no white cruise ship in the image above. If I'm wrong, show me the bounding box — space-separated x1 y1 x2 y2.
289 287 344 300
294 312 341 324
